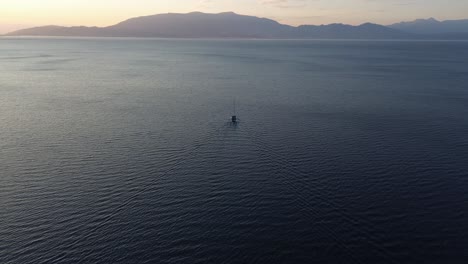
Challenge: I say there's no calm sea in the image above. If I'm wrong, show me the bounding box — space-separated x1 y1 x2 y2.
1 38 468 263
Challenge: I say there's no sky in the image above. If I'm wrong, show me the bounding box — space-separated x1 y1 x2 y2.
1 0 468 33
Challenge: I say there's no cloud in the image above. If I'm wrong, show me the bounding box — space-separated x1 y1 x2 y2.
260 0 308 9
197 0 214 8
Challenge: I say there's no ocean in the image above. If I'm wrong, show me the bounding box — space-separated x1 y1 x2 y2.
1 38 468 263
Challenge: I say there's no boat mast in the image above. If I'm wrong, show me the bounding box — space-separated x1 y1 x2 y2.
233 99 236 116
231 99 237 123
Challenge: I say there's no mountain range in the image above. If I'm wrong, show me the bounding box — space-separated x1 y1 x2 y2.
5 12 468 39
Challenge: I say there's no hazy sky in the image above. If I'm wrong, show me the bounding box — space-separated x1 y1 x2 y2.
1 0 468 33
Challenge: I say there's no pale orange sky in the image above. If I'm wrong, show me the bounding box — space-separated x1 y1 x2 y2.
1 0 468 33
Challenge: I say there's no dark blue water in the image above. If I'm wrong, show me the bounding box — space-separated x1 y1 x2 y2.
1 38 468 263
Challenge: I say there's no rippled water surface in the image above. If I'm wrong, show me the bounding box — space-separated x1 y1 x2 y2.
1 38 468 263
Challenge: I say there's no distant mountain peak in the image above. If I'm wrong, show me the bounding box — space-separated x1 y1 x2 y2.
413 17 440 23
359 22 383 27
389 17 468 34
390 18 440 27
219 11 237 15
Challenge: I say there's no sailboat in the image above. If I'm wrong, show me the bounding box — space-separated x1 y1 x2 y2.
231 99 238 123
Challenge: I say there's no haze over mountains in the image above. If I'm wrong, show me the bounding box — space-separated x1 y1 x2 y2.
5 12 468 39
